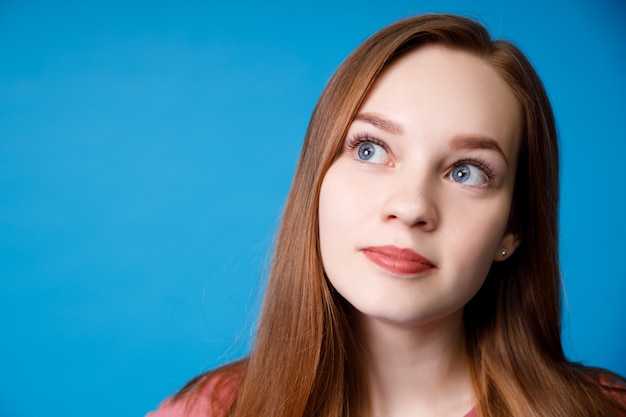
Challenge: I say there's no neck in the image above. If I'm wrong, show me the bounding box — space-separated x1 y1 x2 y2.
355 310 474 417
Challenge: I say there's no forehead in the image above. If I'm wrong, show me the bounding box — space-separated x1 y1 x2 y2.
359 45 522 157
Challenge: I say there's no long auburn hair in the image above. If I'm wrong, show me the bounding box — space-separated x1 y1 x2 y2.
177 14 626 417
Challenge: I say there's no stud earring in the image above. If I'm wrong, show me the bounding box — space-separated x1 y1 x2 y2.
500 248 508 257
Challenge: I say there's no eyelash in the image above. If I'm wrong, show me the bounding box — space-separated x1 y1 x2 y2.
345 133 388 154
345 133 497 185
452 158 497 186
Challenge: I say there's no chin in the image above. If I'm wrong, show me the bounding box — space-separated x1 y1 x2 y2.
351 299 469 329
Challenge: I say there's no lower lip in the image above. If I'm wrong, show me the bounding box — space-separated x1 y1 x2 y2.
362 249 435 276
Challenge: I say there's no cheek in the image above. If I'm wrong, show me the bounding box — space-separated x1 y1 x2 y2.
431 209 509 313
448 200 511 267
441 191 511 247
319 167 340 241
318 163 371 279
318 163 368 236
319 166 351 250
318 169 344 286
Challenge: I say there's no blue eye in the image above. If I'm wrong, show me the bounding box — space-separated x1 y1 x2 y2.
356 142 388 164
450 163 488 186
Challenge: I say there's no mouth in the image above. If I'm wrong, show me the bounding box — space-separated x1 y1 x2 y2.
362 245 435 276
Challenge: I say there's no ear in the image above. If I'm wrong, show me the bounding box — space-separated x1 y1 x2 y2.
494 232 521 261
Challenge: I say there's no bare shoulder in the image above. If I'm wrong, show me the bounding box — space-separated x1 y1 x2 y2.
146 361 246 417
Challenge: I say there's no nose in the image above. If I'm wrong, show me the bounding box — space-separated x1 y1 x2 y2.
380 170 439 231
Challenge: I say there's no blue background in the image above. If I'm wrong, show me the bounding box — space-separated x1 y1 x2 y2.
1 1 624 416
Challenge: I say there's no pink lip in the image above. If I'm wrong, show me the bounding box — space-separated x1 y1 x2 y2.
362 245 435 275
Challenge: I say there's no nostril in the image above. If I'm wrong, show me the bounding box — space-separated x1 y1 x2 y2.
380 183 439 229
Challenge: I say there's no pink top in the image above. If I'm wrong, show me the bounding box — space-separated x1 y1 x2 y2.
147 399 476 417
147 382 476 417
147 396 208 417
146 371 626 417
147 373 236 417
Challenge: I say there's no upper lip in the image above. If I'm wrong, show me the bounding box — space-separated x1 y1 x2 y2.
362 245 435 267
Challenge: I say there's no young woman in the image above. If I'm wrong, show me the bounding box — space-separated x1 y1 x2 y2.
148 13 626 417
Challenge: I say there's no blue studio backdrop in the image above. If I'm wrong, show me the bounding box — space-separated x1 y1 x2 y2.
0 1 624 416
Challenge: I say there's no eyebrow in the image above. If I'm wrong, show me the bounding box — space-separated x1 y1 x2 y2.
353 112 404 135
451 135 509 166
353 112 509 165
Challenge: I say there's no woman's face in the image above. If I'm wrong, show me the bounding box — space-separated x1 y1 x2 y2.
318 45 521 328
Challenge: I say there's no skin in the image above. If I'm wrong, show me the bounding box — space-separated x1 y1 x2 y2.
318 45 522 416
